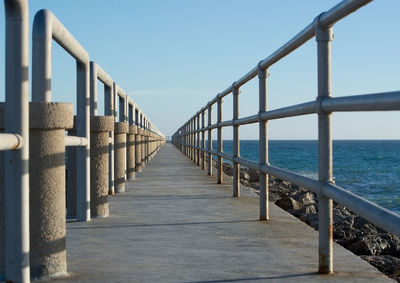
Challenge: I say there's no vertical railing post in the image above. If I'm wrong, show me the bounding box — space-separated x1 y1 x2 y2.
192 116 197 163
188 121 191 159
192 118 195 162
76 61 91 222
185 123 188 157
258 64 269 220
217 96 223 184
89 62 97 116
105 83 114 195
181 127 184 152
201 110 206 170
232 83 240 197
315 16 334 274
183 125 186 155
207 104 212 175
4 1 30 281
196 113 200 166
189 120 192 160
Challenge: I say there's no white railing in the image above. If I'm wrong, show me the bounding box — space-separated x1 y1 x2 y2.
0 1 165 282
172 0 399 275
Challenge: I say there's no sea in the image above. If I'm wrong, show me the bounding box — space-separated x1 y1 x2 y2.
211 140 400 214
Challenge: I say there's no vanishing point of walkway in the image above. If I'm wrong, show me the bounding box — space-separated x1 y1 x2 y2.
54 144 392 282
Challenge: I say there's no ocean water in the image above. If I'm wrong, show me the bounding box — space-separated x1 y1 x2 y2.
211 140 400 214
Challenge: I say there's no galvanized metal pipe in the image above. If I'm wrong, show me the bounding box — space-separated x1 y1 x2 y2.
32 10 89 101
196 114 200 166
76 61 91 222
90 62 98 116
32 9 91 222
322 182 400 237
232 84 240 197
217 98 223 184
219 151 232 162
192 119 195 162
321 91 400 112
65 135 88 147
201 110 206 170
258 67 269 220
192 119 195 161
316 22 334 274
0 134 24 151
217 0 372 95
4 0 30 281
93 62 115 194
207 105 213 175
233 157 258 171
172 1 390 275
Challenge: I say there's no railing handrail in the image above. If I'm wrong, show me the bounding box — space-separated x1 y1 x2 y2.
189 0 373 115
3 0 30 281
172 0 399 275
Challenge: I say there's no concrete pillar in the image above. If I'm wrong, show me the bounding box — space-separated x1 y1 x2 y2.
90 116 114 218
152 135 155 156
0 104 4 281
147 134 151 160
66 116 77 218
127 125 137 180
142 130 147 166
148 134 152 160
114 122 128 193
141 129 146 168
145 131 149 163
29 102 73 278
135 129 142 173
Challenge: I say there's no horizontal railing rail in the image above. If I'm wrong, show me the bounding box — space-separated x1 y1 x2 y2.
65 136 88 147
172 0 399 275
0 133 24 151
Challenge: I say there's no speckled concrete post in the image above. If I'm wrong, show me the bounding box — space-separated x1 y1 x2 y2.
29 102 73 279
90 116 114 217
151 134 155 159
140 130 145 167
127 125 137 180
66 116 77 218
147 132 151 162
0 104 4 280
135 129 142 173
146 131 150 162
114 122 128 193
150 134 154 159
148 134 152 160
142 130 147 167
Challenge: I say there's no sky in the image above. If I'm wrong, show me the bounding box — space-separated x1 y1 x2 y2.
0 0 399 139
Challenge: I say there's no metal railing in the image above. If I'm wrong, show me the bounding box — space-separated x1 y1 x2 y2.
172 0 400 274
1 1 165 282
1 0 30 281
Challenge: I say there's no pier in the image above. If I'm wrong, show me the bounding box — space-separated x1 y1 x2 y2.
0 0 399 282
51 144 390 282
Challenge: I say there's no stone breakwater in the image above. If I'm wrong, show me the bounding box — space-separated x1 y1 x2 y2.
216 161 400 282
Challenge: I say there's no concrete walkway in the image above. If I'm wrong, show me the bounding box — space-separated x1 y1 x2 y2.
52 144 392 282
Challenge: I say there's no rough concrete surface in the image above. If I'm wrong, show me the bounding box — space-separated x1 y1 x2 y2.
127 125 136 180
114 122 128 193
90 116 114 218
141 129 147 167
29 102 73 278
38 144 393 282
135 131 142 173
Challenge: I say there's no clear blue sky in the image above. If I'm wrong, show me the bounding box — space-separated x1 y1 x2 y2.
0 0 399 139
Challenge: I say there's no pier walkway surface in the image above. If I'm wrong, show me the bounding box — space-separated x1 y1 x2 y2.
51 144 392 282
